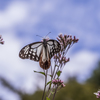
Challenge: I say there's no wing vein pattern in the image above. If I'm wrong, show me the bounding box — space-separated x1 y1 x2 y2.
19 42 43 61
19 39 61 63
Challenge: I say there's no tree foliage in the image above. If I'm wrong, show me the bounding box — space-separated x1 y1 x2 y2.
86 61 100 89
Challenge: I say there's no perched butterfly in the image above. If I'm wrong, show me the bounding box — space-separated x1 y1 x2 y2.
19 38 61 69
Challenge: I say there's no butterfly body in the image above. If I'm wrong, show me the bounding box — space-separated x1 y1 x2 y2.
39 39 51 69
19 39 61 69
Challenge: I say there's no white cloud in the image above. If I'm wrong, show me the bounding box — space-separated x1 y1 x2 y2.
0 1 29 30
0 86 20 100
0 33 41 95
61 50 99 82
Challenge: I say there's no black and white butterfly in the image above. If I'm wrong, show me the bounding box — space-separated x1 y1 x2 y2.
19 38 61 69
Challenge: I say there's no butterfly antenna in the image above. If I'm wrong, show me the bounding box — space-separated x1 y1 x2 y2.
45 32 51 38
36 35 43 38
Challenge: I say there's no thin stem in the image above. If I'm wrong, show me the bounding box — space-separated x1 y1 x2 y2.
42 70 48 100
51 64 52 78
52 63 56 78
65 43 73 55
48 85 54 98
44 64 53 100
44 70 48 100
57 85 62 91
52 58 59 79
52 54 59 77
52 86 58 100
53 63 61 79
44 58 58 99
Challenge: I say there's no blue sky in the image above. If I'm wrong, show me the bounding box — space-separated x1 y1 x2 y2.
0 0 100 100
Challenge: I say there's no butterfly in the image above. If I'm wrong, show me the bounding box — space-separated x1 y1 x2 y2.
19 38 61 69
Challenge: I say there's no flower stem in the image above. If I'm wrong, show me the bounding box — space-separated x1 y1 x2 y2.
42 70 48 100
48 85 54 98
44 64 53 100
52 86 58 100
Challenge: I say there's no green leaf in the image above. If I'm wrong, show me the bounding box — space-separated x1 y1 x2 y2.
46 97 50 100
33 70 45 76
56 71 61 77
46 81 51 86
47 74 52 77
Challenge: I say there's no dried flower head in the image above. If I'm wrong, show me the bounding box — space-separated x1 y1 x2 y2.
57 34 79 50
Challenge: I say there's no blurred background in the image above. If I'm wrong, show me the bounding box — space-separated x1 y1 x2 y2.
0 0 100 100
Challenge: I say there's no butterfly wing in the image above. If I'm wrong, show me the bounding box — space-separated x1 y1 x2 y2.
19 42 43 61
47 39 61 58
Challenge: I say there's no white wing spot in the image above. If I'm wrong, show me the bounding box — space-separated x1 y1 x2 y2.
31 49 33 51
36 57 38 60
25 51 28 54
33 52 35 55
21 54 23 57
29 51 32 54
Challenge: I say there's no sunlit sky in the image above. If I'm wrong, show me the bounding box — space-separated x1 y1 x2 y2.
0 0 100 100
